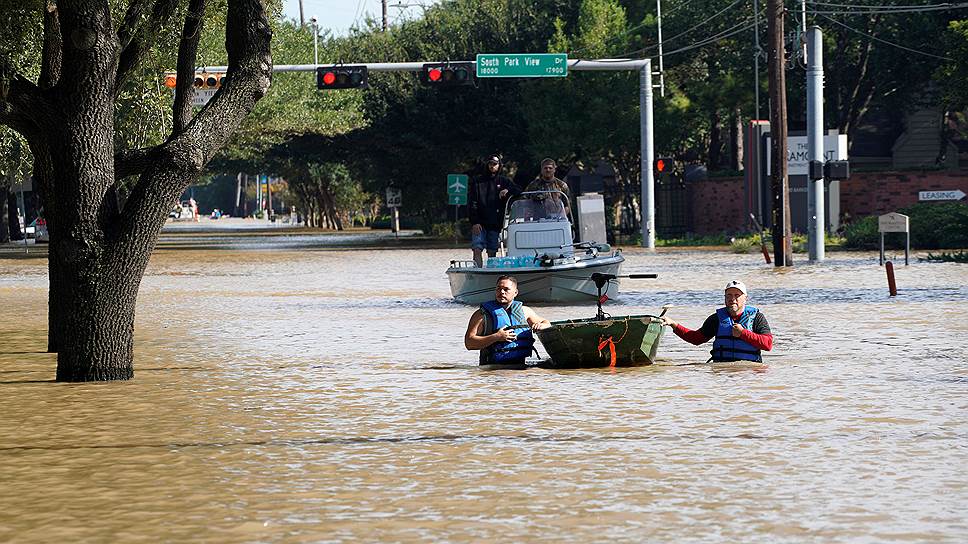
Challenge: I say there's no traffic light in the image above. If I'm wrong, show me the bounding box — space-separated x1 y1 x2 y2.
162 71 227 89
654 157 674 174
823 160 850 181
316 65 368 90
421 62 475 87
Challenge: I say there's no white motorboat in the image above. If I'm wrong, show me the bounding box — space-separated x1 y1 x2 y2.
446 191 625 305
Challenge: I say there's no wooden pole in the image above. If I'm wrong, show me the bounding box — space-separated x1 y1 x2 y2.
767 0 793 266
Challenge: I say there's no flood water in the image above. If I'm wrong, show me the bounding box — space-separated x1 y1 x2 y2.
2 232 967 542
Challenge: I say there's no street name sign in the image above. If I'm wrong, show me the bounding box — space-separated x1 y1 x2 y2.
918 189 966 201
476 53 568 78
192 88 217 107
878 212 909 233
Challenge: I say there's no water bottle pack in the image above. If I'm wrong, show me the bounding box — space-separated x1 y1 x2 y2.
486 255 537 268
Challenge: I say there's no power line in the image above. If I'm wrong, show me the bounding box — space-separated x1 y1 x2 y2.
807 2 968 14
816 13 954 60
570 0 735 57
808 0 958 8
661 19 760 56
613 0 758 59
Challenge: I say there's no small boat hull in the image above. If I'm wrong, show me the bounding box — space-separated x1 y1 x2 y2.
446 254 624 305
536 314 663 368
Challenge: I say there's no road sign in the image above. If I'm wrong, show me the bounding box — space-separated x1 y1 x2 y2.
919 189 966 201
449 194 467 205
476 53 568 78
386 187 402 208
878 212 909 233
192 88 217 107
447 174 468 196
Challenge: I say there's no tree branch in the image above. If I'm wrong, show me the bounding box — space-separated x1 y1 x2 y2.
116 0 153 51
114 146 160 180
39 1 62 89
172 0 207 133
0 69 48 139
180 0 272 164
115 0 181 93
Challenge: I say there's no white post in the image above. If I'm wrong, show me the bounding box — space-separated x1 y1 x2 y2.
640 60 655 249
656 0 665 97
312 19 319 66
806 26 824 261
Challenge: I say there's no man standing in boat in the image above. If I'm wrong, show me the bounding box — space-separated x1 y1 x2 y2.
469 155 518 268
464 275 552 365
524 158 572 221
659 280 774 362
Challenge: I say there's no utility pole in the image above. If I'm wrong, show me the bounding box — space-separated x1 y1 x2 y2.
382 0 388 32
806 26 825 261
753 0 761 119
767 0 793 266
298 0 305 27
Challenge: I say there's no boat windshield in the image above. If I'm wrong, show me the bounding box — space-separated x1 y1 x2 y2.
507 191 569 223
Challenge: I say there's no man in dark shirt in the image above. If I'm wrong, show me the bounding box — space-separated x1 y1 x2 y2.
469 155 518 267
660 280 774 362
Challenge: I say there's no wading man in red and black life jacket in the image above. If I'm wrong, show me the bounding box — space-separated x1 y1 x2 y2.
464 275 551 366
659 280 774 363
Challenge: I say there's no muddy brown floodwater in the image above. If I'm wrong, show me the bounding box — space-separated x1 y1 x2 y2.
1 232 966 542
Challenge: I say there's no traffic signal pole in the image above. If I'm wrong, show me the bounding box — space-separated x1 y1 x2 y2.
806 26 825 262
202 59 656 248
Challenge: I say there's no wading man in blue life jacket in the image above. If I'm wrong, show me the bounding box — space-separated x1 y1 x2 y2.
464 275 552 365
659 280 774 362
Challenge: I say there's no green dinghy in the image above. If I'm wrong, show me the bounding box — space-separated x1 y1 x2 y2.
534 272 665 368
536 314 663 368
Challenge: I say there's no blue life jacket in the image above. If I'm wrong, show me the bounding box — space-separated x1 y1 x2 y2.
480 300 535 364
710 306 762 362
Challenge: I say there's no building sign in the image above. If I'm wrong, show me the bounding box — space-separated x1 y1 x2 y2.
878 212 909 233
766 133 848 176
918 190 965 201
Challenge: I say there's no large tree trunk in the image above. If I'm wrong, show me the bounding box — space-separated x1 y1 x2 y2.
1 0 272 381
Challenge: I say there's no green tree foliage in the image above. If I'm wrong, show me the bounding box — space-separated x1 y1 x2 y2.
938 20 968 109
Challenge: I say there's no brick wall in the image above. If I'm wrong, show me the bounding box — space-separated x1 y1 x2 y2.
840 170 968 219
689 176 746 235
685 171 967 234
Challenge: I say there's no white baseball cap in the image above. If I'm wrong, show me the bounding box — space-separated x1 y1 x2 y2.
724 280 747 295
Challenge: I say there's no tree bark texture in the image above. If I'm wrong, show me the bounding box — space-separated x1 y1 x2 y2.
0 1 272 381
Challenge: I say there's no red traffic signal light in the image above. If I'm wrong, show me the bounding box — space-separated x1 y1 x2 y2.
316 65 368 90
654 157 674 173
422 62 475 87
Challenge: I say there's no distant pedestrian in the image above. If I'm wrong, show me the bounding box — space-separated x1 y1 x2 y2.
189 197 199 222
468 155 519 267
660 280 774 362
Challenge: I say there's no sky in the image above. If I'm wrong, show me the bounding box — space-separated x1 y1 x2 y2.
281 0 438 36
